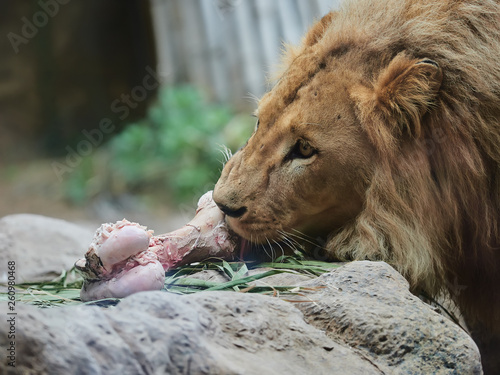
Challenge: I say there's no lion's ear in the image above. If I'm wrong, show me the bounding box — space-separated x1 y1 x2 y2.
374 54 443 137
354 54 443 143
303 11 336 47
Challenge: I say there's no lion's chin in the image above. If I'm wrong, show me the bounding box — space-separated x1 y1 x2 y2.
224 217 280 245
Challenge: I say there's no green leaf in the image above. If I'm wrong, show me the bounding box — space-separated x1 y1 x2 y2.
233 262 249 280
204 269 293 291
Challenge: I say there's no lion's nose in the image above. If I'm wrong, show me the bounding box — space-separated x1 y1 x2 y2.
217 204 248 218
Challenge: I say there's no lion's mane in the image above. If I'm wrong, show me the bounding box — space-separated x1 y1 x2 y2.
280 0 500 366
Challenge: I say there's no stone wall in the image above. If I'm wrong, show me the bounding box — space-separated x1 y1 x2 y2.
0 0 156 160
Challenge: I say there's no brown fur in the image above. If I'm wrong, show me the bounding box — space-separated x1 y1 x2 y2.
214 1 500 372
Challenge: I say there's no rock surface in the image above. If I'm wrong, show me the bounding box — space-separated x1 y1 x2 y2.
293 261 482 374
0 261 482 374
0 214 94 283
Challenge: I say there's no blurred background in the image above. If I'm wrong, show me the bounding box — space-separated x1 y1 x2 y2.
0 0 336 231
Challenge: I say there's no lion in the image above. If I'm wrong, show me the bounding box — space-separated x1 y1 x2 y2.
213 0 500 372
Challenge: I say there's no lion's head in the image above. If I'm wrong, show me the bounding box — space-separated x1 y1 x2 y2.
214 49 376 244
214 7 448 286
214 2 500 368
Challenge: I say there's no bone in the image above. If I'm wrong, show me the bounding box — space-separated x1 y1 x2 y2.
75 191 238 301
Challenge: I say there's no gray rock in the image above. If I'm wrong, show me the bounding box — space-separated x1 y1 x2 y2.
0 214 94 283
0 261 482 374
1 291 379 375
294 261 483 375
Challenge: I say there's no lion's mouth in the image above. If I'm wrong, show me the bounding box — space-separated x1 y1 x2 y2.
225 216 278 243
224 215 285 253
238 237 252 259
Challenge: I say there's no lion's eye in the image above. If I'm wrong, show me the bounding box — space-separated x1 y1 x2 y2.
289 139 316 159
298 142 314 157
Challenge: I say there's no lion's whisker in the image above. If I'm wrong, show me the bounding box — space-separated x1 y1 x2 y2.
261 237 273 259
288 228 328 251
277 230 302 253
265 237 276 261
272 239 286 259
280 235 297 252
217 144 233 166
243 92 260 105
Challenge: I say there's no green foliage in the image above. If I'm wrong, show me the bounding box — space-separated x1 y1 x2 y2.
64 85 254 204
64 156 96 204
0 258 342 307
110 86 235 200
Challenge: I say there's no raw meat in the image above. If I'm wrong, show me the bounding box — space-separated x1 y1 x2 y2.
75 191 239 301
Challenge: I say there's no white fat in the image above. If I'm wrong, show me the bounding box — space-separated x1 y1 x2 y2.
92 220 152 269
